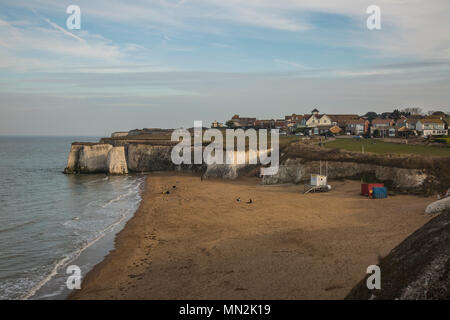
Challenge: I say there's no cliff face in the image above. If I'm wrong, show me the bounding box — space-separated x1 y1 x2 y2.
64 144 126 174
126 144 174 172
107 147 128 175
261 158 428 193
64 142 436 194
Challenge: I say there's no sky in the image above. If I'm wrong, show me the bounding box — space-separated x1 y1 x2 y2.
0 0 449 136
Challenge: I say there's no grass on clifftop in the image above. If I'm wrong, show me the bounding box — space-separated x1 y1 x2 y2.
324 138 450 157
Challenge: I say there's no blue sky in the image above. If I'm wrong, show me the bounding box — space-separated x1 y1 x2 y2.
1 0 449 135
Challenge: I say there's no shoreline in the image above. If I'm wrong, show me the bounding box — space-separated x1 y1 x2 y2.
70 173 433 300
27 174 146 300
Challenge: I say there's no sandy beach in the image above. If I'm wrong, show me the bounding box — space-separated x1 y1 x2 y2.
70 173 433 300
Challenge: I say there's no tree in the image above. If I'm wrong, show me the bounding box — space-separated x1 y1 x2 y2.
381 112 391 119
401 107 422 115
390 109 401 121
373 129 380 137
364 112 378 121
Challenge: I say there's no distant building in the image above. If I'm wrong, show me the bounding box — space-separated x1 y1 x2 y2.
211 120 224 128
345 119 369 135
370 119 395 137
230 115 257 128
327 114 360 129
416 118 448 136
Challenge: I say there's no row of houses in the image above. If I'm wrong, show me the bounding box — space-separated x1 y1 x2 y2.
212 109 449 137
370 117 449 137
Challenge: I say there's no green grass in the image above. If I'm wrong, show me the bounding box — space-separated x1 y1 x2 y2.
324 138 450 157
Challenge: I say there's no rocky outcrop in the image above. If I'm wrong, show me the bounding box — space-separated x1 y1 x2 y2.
425 197 450 215
106 147 128 174
346 209 450 300
261 159 428 193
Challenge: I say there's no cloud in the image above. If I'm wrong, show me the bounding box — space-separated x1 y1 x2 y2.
0 16 126 71
42 17 85 43
274 59 307 70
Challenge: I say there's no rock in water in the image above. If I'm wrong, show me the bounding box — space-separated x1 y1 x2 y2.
106 146 128 175
425 197 450 215
346 209 449 300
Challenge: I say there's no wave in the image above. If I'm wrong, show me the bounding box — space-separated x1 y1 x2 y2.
0 219 37 233
21 177 144 300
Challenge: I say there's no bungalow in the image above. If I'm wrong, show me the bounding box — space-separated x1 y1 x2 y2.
416 118 448 136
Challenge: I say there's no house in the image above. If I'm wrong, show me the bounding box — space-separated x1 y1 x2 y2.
416 118 448 136
345 119 369 135
290 109 332 128
274 120 287 129
254 119 275 129
211 120 224 128
327 114 360 129
370 119 395 137
229 115 257 128
406 117 421 130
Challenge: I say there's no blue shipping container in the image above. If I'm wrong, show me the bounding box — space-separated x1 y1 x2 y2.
372 187 387 199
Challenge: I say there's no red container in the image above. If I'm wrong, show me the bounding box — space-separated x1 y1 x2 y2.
361 183 384 196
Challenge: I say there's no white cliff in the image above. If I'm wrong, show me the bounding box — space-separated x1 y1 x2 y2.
106 146 128 174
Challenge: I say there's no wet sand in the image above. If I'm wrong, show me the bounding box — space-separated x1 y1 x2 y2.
70 172 432 299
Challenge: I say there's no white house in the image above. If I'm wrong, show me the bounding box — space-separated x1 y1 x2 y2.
416 118 447 136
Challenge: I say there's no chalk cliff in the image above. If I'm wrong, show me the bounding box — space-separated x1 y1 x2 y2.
126 144 174 172
261 158 428 193
107 147 128 175
64 141 440 194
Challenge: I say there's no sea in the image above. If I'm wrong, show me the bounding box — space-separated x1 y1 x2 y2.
0 136 145 300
